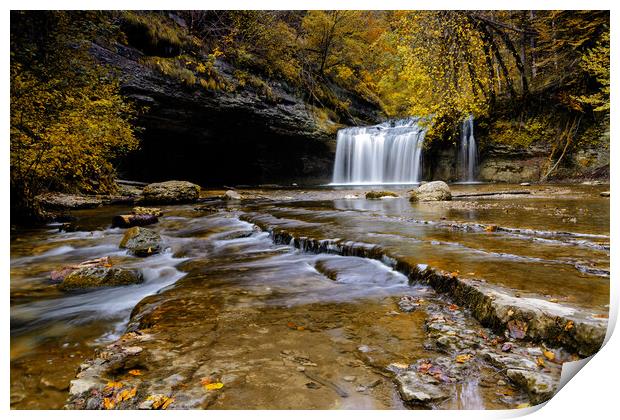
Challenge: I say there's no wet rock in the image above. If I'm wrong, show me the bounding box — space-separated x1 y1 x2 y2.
520 182 531 186
365 190 398 199
506 369 556 405
343 376 356 382
58 266 143 290
35 192 103 210
119 226 163 257
398 295 421 312
600 191 610 197
50 257 113 284
394 370 449 405
224 190 242 200
409 181 452 202
141 180 200 203
133 206 163 217
112 214 158 228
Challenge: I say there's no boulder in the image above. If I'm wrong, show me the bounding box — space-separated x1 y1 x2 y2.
394 370 449 405
141 180 200 203
365 191 399 199
50 257 112 284
600 191 610 197
119 227 162 257
58 266 143 290
409 181 452 202
112 214 158 228
224 190 242 200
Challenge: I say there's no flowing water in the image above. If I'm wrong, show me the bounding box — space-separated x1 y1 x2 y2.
332 118 427 185
459 115 478 182
10 184 609 409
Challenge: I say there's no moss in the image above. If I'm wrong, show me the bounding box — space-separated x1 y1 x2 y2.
365 190 399 199
121 11 195 57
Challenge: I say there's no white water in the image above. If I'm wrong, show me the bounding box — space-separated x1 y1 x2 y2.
331 118 427 185
459 115 478 182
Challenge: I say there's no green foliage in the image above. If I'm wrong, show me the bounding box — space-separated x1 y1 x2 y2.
10 11 139 218
485 116 555 148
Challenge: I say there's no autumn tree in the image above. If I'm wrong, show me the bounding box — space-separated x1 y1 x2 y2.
10 11 139 220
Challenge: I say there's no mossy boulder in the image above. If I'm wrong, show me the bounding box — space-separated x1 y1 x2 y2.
365 190 399 199
59 266 143 291
141 180 200 204
409 181 452 202
119 226 162 257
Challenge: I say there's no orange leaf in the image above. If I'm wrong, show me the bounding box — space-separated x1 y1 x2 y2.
204 382 224 391
543 350 555 361
128 369 142 376
103 397 115 410
455 354 472 363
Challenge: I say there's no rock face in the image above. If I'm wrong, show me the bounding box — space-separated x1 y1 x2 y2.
141 180 200 204
409 181 451 202
58 266 143 290
90 41 382 186
119 226 163 256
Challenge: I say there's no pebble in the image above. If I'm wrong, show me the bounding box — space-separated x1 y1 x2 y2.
297 366 306 372
343 376 356 382
355 386 366 392
497 379 507 386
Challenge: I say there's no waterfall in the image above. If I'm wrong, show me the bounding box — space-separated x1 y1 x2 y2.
460 115 478 182
331 118 427 185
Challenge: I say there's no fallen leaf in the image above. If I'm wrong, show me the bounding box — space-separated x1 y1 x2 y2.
105 381 123 390
455 354 472 363
390 362 409 370
147 395 174 410
128 369 142 376
506 309 514 317
204 382 224 391
116 387 137 402
448 304 459 311
564 320 574 331
297 326 305 331
516 403 531 409
450 272 459 277
543 350 556 361
103 397 115 410
593 313 609 319
418 362 433 373
536 357 545 367
287 321 296 328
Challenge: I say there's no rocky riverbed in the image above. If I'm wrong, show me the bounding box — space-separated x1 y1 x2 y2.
10 183 609 409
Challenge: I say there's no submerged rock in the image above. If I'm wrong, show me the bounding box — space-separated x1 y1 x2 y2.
600 191 610 197
112 214 159 228
409 181 452 202
119 226 162 256
141 180 200 203
58 266 143 290
365 190 398 199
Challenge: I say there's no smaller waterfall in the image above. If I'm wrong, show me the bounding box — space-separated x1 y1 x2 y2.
460 115 478 182
331 118 427 185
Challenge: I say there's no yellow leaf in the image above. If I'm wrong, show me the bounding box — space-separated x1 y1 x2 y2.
103 397 115 409
128 369 142 376
564 320 574 331
536 357 545 367
105 381 123 390
516 402 531 409
543 350 555 361
455 354 472 363
147 394 174 410
204 382 224 391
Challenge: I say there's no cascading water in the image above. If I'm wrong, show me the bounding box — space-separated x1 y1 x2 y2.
459 115 478 182
331 118 427 185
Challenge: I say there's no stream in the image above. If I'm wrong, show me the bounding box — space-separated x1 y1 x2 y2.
10 184 609 409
